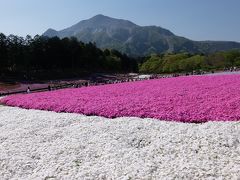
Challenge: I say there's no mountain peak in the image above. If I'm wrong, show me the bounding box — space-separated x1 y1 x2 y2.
87 14 118 24
44 28 57 33
43 28 58 37
80 14 137 28
42 15 240 56
91 14 109 19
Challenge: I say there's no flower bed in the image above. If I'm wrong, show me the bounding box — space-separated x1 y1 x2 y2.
1 75 240 122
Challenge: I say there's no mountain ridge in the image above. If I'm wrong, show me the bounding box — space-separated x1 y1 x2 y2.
43 14 240 56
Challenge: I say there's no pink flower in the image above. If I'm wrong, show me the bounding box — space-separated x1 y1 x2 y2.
1 74 240 122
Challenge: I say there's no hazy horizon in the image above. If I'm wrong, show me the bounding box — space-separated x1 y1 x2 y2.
0 0 239 42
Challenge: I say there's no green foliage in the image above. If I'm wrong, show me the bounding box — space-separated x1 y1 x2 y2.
234 57 240 66
139 50 240 74
178 55 205 72
161 53 189 73
139 54 163 73
0 33 138 80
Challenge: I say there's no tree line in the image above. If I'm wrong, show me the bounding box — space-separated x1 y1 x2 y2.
139 50 240 74
0 33 138 80
1 32 240 80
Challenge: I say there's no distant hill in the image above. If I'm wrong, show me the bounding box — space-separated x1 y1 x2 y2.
43 14 240 56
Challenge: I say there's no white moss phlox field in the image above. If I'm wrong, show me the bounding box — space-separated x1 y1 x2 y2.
0 105 240 179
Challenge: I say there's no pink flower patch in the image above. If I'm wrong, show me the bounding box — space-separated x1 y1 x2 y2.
1 75 240 122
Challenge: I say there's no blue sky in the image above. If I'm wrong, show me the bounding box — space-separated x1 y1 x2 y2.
0 0 239 42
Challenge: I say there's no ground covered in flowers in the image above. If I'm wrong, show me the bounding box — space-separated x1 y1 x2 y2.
1 74 240 122
0 105 239 179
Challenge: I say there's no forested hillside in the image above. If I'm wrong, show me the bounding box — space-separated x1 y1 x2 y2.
1 32 240 81
0 33 138 80
139 50 240 73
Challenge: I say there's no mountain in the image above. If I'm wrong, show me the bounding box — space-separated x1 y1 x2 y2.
43 14 240 56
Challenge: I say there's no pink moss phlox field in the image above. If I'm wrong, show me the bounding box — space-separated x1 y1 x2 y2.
2 75 240 122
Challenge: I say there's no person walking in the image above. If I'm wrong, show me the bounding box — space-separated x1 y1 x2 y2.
48 85 51 91
27 86 31 93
